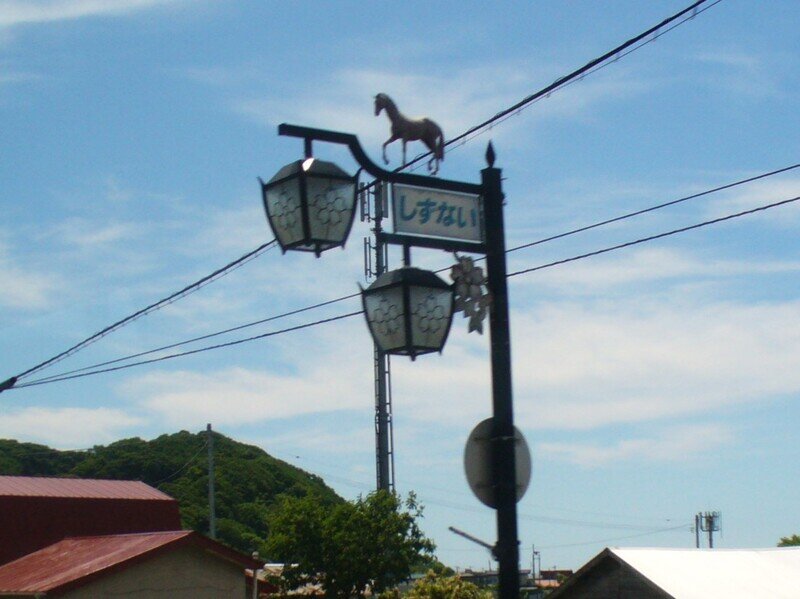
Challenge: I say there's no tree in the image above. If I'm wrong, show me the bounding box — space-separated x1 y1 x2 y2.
265 490 435 598
390 570 491 599
778 534 800 546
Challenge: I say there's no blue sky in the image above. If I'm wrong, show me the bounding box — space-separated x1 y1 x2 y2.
2 0 800 572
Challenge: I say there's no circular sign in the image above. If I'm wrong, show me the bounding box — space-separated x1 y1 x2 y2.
464 418 531 509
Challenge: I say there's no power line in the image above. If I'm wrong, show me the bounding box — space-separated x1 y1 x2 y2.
266 456 681 533
151 441 209 486
26 292 361 385
10 240 277 383
16 163 795 388
0 0 726 392
13 311 361 389
9 191 799 390
506 164 800 255
508 195 800 278
401 0 720 172
536 524 689 550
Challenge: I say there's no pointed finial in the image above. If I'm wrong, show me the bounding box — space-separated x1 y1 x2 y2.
485 141 496 167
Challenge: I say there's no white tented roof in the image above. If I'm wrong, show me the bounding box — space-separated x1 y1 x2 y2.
610 547 800 599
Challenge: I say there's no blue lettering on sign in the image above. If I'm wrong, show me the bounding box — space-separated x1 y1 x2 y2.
398 194 475 230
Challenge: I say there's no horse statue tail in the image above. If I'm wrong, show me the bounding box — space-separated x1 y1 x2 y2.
436 129 445 162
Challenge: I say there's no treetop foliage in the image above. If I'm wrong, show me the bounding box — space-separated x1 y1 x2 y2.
0 430 341 555
778 534 800 547
266 490 435 598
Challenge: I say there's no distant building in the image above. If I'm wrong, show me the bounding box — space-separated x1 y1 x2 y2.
548 547 800 599
459 568 531 588
0 475 259 597
0 530 259 598
535 568 573 591
0 475 181 565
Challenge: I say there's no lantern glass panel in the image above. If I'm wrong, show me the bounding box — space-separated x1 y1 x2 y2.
264 178 303 248
409 285 453 351
364 286 406 352
306 176 356 247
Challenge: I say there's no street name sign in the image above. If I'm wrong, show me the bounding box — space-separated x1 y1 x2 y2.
391 183 484 243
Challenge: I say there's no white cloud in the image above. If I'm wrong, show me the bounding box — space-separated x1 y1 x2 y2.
0 0 181 27
233 65 648 152
692 49 782 100
0 70 40 84
43 217 141 248
0 406 142 448
129 364 369 428
124 320 375 428
514 298 800 430
0 234 59 310
704 177 800 223
388 293 800 433
520 247 800 292
538 423 735 467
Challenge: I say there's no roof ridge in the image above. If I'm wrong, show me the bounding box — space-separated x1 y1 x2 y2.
63 530 190 541
0 474 149 483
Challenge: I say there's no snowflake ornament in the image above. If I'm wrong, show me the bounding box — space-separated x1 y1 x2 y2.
450 255 492 334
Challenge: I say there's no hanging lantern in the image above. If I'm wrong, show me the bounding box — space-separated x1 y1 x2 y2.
260 158 358 256
361 267 455 359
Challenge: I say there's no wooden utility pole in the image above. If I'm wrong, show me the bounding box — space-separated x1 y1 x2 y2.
207 423 216 539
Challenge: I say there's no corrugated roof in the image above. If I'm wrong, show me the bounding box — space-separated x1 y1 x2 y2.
611 547 800 599
0 476 173 500
0 531 191 594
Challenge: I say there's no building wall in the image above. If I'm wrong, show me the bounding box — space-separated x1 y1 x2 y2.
0 497 181 565
554 558 670 599
63 545 247 599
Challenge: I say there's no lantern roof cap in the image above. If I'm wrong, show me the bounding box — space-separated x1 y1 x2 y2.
368 266 451 291
265 158 352 186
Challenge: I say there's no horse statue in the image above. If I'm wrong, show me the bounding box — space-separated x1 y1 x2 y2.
374 93 445 175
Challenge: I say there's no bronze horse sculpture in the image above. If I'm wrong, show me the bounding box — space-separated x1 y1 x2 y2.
374 93 445 175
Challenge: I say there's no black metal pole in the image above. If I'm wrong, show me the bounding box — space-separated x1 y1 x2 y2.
373 186 393 492
482 143 520 598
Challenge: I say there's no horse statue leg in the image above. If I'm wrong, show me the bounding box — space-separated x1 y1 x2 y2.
422 124 444 175
382 134 398 165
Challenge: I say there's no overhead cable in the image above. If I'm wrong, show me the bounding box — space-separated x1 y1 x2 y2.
8 240 277 385
26 292 361 385
13 311 361 389
507 195 800 278
9 167 798 390
506 163 800 255
0 0 725 392
401 0 720 172
536 524 690 550
11 193 799 390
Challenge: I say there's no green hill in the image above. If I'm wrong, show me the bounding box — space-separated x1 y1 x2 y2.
0 430 342 555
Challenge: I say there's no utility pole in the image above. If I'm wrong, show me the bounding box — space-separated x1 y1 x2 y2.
696 511 720 548
695 514 700 548
362 182 394 492
207 423 216 539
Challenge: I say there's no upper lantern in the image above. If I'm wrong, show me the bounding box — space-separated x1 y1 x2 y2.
260 158 358 256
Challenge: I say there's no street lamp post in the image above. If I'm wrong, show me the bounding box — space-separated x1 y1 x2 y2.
260 124 520 598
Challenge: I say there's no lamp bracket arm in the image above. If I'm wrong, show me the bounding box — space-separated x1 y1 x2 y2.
278 123 482 194
278 123 389 180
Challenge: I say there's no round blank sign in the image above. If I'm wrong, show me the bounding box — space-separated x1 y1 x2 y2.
464 418 531 509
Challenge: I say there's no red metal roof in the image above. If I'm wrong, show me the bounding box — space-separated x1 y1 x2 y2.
0 531 259 595
0 475 174 500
